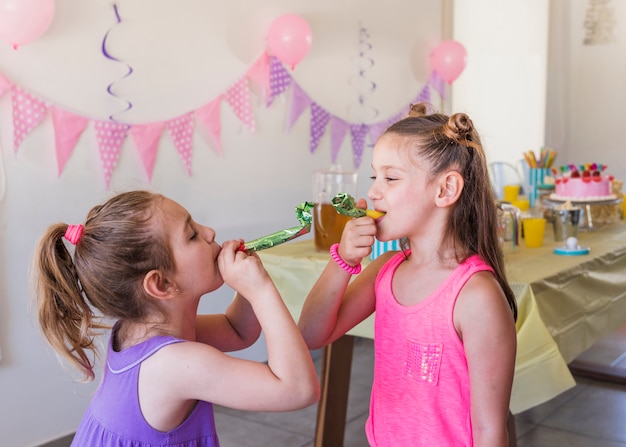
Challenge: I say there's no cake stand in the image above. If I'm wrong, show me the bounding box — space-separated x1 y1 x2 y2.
541 194 623 231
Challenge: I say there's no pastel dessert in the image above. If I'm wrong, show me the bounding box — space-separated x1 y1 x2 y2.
550 164 616 201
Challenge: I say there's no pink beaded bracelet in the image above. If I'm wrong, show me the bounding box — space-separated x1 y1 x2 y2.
330 243 362 275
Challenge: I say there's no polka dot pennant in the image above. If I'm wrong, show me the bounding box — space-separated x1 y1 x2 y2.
166 112 194 175
130 122 165 181
225 78 255 132
350 123 368 168
267 55 293 107
309 102 330 154
11 85 48 153
329 116 349 163
94 120 129 189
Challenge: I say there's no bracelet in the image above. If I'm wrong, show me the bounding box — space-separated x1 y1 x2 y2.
330 243 362 275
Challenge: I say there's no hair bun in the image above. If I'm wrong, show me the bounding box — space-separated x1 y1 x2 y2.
407 103 428 118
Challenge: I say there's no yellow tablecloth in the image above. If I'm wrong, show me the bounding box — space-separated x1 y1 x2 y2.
258 221 626 414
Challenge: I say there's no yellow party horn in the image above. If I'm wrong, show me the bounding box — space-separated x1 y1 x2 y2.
331 193 385 219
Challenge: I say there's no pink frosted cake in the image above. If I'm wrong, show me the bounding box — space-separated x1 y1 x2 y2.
550 164 616 201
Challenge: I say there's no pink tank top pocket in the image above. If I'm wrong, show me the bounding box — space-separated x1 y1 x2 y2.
404 339 443 385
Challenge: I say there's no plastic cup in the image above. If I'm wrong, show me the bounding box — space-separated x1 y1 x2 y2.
503 184 520 202
522 217 546 248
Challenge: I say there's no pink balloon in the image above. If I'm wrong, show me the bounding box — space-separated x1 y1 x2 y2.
267 14 312 70
430 40 467 84
0 0 55 49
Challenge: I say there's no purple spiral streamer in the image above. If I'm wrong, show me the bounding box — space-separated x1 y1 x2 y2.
347 24 378 122
102 4 134 122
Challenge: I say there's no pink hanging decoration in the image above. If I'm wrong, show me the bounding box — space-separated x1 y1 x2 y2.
0 0 55 50
329 116 349 163
225 78 255 132
50 107 88 175
430 40 467 84
309 102 330 154
267 55 292 106
246 52 270 102
130 122 164 181
94 120 129 189
195 96 223 155
266 14 312 70
0 73 10 96
11 85 47 153
166 112 194 175
287 83 311 132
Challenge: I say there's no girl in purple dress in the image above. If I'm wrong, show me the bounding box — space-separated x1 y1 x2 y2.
33 190 319 446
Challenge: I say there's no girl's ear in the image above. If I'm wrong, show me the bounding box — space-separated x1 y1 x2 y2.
435 170 464 207
143 270 178 300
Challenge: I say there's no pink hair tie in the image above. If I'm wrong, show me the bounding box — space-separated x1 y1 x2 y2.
64 224 84 245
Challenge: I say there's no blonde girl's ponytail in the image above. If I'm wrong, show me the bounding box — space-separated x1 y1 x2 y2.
33 223 105 381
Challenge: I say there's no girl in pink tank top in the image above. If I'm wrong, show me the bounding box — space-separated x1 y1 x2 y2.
299 103 517 446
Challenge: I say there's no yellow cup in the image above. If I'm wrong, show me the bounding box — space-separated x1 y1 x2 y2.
523 217 546 248
503 184 520 202
511 198 530 211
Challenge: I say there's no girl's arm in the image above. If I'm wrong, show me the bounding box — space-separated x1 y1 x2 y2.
298 217 390 350
194 292 261 352
455 272 517 447
140 241 320 430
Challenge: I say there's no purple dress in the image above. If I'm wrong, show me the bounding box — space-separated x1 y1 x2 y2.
71 325 220 446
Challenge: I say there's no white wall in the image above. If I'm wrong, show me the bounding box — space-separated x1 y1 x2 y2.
452 0 550 167
0 1 448 445
546 0 626 183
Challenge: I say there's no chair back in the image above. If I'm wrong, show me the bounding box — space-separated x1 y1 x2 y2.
489 161 524 200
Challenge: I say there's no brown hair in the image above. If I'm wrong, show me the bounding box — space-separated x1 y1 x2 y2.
32 190 175 380
384 103 517 320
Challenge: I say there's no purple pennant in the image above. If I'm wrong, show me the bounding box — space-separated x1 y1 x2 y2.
414 83 431 104
429 71 446 99
329 116 349 163
350 123 368 168
368 121 389 147
310 102 330 153
267 56 293 107
287 83 311 132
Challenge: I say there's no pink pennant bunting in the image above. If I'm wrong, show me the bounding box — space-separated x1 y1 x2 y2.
246 52 270 103
310 102 330 154
329 116 349 163
287 83 311 132
350 124 368 168
94 121 129 189
12 85 48 153
166 112 195 175
267 55 292 106
50 107 89 175
130 122 165 181
195 96 223 155
0 74 11 97
225 78 255 132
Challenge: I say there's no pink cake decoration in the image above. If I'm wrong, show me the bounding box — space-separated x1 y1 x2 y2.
550 163 616 201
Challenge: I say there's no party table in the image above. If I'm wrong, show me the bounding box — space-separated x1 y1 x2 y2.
257 220 626 446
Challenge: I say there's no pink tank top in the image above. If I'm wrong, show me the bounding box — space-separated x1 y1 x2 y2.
365 253 493 447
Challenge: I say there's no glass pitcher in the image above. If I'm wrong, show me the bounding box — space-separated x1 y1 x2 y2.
496 202 521 252
313 165 358 251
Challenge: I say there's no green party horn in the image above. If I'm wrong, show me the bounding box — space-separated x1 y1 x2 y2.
237 201 314 253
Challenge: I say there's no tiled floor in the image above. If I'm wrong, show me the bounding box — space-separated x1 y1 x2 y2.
214 337 626 447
